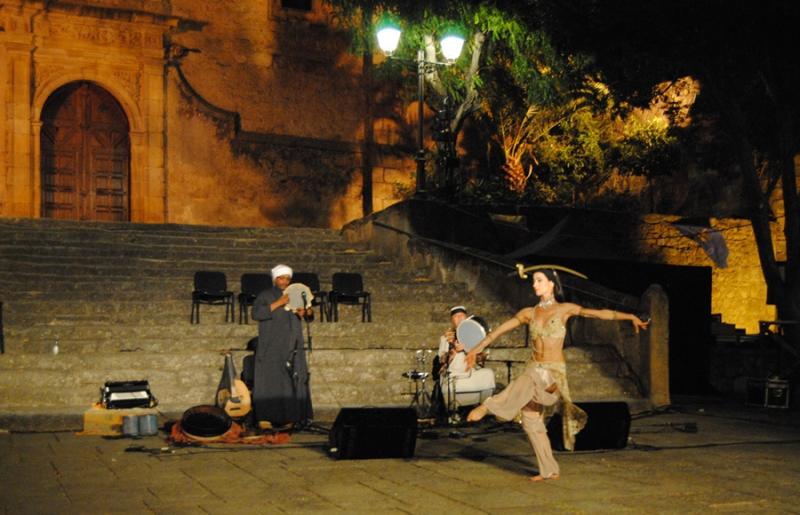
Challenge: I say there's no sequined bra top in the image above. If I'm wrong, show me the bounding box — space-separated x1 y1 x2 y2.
529 312 567 340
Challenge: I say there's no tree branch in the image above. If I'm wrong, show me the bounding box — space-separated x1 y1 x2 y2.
423 34 446 98
452 31 486 133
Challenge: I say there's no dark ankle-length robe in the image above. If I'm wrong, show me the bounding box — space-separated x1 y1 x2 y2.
251 286 313 426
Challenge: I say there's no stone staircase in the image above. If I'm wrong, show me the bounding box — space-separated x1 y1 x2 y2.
0 218 643 429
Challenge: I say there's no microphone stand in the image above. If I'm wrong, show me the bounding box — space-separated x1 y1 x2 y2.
298 291 325 434
301 292 312 354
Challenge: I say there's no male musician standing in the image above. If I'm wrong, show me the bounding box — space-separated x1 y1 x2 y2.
251 264 313 430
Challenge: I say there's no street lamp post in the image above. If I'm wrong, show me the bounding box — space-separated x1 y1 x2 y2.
377 24 465 196
415 49 427 194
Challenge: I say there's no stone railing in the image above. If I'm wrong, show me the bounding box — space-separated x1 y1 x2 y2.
343 199 671 407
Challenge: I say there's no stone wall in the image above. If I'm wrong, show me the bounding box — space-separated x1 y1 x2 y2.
637 215 778 333
0 0 172 222
163 0 413 227
0 0 414 228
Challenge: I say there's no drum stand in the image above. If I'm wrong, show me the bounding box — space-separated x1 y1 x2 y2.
404 370 432 418
441 371 462 425
404 349 434 419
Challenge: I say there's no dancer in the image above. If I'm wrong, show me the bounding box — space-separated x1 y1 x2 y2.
466 268 649 481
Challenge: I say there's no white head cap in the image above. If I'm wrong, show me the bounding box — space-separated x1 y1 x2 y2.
271 264 293 280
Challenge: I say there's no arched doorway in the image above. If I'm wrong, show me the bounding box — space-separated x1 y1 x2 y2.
40 81 131 221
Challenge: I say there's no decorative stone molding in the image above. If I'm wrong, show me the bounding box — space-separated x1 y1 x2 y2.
109 66 142 104
46 21 162 50
34 64 70 91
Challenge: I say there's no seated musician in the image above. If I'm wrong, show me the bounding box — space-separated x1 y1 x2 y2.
437 306 496 407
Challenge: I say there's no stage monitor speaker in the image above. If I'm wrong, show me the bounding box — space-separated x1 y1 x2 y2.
329 407 417 460
547 401 630 451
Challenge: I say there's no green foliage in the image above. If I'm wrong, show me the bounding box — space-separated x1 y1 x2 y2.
531 108 609 201
331 0 686 208
610 115 682 177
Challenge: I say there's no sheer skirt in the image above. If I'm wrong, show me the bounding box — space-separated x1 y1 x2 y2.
483 359 588 451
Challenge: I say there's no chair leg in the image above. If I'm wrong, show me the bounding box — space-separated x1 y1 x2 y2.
332 300 338 322
244 303 249 325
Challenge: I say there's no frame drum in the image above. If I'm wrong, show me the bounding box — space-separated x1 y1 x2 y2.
456 316 490 351
284 282 314 310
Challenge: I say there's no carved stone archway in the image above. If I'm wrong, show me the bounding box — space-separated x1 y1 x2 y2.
0 1 184 222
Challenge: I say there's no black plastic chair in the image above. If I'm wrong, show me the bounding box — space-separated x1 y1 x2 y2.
191 271 235 324
329 272 371 322
292 272 330 322
238 273 272 324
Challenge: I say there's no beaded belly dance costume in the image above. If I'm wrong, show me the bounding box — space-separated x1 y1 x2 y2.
482 307 587 451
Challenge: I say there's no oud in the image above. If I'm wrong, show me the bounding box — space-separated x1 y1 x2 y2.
216 353 252 418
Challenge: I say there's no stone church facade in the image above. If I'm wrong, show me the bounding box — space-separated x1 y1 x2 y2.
1 0 414 227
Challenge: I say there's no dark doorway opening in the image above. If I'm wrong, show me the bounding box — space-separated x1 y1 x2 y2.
545 257 713 395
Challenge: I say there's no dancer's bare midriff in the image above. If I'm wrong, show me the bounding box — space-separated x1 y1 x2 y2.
532 337 565 363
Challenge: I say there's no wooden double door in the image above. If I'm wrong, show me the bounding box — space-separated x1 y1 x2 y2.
41 82 131 221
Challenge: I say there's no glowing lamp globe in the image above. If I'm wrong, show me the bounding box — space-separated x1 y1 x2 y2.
440 34 465 62
376 26 402 55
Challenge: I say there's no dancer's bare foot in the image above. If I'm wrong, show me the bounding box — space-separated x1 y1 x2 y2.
530 474 560 482
466 405 488 423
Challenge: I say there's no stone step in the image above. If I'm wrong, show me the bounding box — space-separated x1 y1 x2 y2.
0 219 345 242
0 228 354 242
0 346 620 368
0 243 374 259
0 268 426 287
0 231 348 246
0 299 499 321
1 322 523 350
0 282 471 303
0 255 385 272
0 217 645 424
0 349 639 410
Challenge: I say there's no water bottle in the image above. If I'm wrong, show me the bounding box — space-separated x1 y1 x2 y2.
52 339 59 355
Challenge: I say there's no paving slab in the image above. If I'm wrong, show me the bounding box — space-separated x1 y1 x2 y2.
2 397 799 514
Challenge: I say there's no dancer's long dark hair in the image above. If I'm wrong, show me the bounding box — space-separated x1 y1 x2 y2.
536 269 565 302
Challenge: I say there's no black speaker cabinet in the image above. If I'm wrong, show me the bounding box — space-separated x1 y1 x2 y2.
329 407 417 460
547 401 631 451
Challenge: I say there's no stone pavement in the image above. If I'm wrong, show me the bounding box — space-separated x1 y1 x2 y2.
1 397 799 515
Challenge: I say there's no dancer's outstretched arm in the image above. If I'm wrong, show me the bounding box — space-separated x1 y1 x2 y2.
466 308 533 367
562 303 650 333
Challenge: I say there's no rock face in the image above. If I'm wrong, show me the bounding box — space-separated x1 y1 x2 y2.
0 218 643 429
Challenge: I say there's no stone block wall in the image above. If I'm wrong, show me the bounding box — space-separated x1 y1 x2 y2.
163 0 414 228
637 215 778 333
0 0 414 228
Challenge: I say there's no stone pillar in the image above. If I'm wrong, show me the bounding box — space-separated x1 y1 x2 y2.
0 42 7 214
5 44 34 217
641 284 670 406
